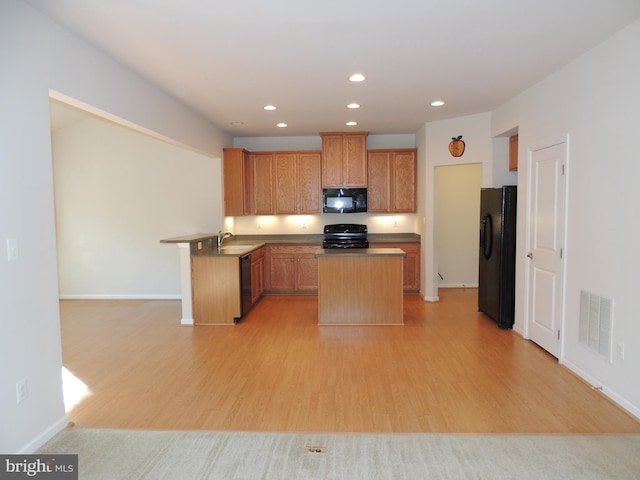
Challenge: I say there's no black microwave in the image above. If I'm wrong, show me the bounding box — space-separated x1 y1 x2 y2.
322 188 367 213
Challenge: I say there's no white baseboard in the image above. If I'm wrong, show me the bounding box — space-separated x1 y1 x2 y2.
422 294 440 302
19 415 69 454
438 283 479 288
512 324 525 337
562 358 640 421
59 294 181 300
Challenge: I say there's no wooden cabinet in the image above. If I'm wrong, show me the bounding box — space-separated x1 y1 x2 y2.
317 251 404 325
509 134 518 171
370 242 420 293
224 140 417 216
297 253 319 290
268 252 296 291
192 256 241 324
274 151 322 214
191 247 265 324
250 153 275 214
266 245 320 294
222 148 251 216
222 149 276 216
224 149 320 216
367 149 417 213
250 247 265 304
320 132 368 187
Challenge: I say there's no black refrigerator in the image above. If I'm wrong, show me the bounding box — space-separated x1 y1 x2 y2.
478 186 517 329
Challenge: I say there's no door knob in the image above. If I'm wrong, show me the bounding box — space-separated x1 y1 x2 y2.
526 252 533 259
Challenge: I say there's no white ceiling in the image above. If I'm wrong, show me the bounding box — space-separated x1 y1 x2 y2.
31 0 640 137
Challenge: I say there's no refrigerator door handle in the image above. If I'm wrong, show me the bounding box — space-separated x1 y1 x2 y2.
481 214 493 259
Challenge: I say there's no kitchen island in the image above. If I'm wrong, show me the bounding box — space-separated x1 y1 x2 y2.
316 248 406 325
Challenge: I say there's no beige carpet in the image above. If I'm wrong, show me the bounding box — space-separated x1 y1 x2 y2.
37 428 640 479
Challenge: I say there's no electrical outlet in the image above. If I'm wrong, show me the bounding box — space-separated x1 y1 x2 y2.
16 378 27 404
616 342 625 361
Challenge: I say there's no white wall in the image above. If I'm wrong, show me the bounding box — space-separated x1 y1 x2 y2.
0 0 229 453
0 0 67 455
53 116 221 298
492 18 640 417
419 112 504 300
436 163 483 287
234 133 416 152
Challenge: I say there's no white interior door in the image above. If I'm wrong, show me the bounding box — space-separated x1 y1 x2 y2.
526 141 567 358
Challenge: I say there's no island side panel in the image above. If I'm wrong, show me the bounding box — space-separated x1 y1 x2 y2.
192 256 240 324
317 255 403 325
178 243 194 325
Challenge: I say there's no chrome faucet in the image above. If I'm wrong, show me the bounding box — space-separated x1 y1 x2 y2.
217 230 233 251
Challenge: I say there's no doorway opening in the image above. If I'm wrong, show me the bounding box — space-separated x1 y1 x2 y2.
435 163 482 289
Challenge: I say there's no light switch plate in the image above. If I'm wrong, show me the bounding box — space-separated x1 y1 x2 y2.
7 238 19 261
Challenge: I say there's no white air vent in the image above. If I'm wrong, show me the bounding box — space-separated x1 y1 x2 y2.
579 290 613 361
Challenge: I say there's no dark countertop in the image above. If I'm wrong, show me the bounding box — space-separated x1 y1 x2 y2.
235 234 324 245
192 241 266 257
161 232 420 257
316 247 406 257
160 233 217 244
368 233 420 244
234 233 420 244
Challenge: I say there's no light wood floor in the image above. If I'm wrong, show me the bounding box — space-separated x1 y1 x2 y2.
59 288 640 434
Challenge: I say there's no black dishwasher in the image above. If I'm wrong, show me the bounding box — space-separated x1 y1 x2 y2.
239 253 252 320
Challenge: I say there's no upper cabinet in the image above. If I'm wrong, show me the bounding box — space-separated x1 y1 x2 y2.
224 149 321 217
274 151 322 214
222 148 251 216
509 134 518 171
367 149 417 213
224 137 416 217
250 152 275 215
320 132 368 187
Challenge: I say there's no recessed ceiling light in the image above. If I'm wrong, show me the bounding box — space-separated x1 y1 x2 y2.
346 121 358 126
276 123 287 128
349 73 366 82
431 100 445 107
264 105 277 111
347 103 361 109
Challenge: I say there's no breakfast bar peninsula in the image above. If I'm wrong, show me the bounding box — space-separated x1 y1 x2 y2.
315 248 406 325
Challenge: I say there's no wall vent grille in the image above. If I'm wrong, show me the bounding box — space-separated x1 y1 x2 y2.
579 290 613 361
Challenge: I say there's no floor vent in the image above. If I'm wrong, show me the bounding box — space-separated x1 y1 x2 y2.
305 446 326 453
579 290 613 361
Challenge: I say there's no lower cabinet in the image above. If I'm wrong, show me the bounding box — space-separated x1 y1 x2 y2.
192 248 266 325
191 243 417 322
250 247 265 304
370 243 420 293
192 256 241 324
266 245 320 294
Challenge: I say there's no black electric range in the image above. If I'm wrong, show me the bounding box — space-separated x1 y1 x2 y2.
322 223 369 249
